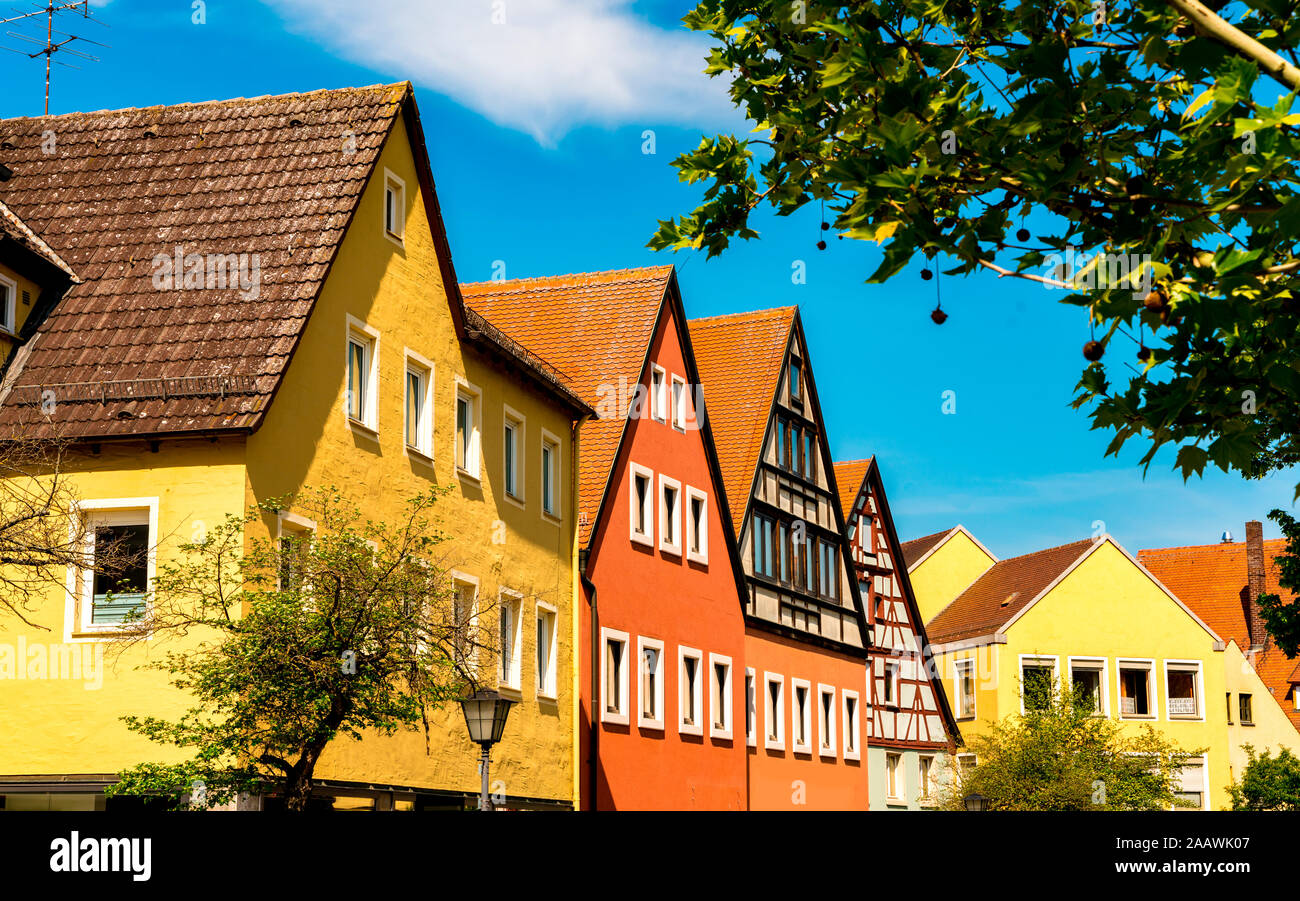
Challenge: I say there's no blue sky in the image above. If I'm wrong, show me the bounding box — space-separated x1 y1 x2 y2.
1 0 1292 558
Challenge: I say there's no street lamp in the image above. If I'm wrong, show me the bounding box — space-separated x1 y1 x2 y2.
963 792 990 812
459 689 514 811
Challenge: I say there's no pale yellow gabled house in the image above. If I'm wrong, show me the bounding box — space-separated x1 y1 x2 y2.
916 531 1236 809
900 525 997 625
0 84 590 810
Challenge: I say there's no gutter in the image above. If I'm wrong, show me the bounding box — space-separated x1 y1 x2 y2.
579 545 598 812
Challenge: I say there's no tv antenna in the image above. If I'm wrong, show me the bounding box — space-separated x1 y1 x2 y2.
1 2 109 115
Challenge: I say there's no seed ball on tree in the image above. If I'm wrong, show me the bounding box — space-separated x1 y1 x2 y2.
1083 340 1105 361
931 308 948 324
1016 228 1030 242
1137 346 1152 362
920 268 933 281
817 240 827 251
1143 289 1168 313
820 221 830 231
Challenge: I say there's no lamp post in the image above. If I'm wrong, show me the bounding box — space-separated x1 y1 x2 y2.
459 689 514 811
963 792 990 812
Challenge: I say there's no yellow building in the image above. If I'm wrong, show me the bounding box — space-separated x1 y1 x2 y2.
913 532 1235 809
0 84 589 810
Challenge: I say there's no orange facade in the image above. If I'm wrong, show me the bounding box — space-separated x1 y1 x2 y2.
743 629 870 810
579 298 749 810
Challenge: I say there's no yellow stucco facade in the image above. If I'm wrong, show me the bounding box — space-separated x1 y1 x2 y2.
930 538 1236 809
0 113 581 809
908 526 997 624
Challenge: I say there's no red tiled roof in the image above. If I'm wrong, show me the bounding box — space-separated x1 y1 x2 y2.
461 266 673 546
0 84 410 438
688 307 796 533
0 197 77 280
1139 539 1300 734
927 538 1097 644
900 528 956 569
832 458 872 520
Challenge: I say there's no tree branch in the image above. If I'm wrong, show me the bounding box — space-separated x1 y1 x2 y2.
1167 0 1300 91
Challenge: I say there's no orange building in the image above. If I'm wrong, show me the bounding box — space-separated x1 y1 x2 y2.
690 308 872 810
464 267 750 809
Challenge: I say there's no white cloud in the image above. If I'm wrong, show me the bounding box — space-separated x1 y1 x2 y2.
262 0 737 143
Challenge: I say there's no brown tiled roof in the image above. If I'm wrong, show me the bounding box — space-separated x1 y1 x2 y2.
0 84 411 438
832 458 872 520
688 307 796 533
461 266 673 546
1139 539 1300 734
0 198 77 280
927 538 1097 644
900 528 956 569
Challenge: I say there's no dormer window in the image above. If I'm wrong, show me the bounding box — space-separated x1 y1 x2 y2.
0 274 14 333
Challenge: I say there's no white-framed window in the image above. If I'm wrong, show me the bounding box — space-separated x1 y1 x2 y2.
637 636 665 730
1069 656 1108 716
403 349 434 459
817 684 837 759
1117 658 1156 719
600 627 629 725
791 677 812 754
885 751 903 802
954 658 976 719
1173 756 1207 810
498 589 523 692
685 485 708 565
449 572 479 672
70 498 158 637
629 462 654 546
745 667 757 748
536 602 558 700
658 473 682 556
276 509 316 592
957 753 977 774
454 377 482 479
1239 692 1254 724
841 688 861 760
919 755 935 804
670 373 687 430
882 660 900 708
764 672 785 750
345 315 380 432
540 429 561 520
650 364 666 422
678 645 704 736
383 169 405 244
0 273 15 334
1020 654 1059 713
1164 660 1203 720
709 653 733 740
502 405 525 505
1293 687 1299 711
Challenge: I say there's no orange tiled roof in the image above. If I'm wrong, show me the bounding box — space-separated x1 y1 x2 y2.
1139 539 1300 734
832 458 872 520
688 307 796 533
900 528 956 569
927 538 1097 644
461 266 674 546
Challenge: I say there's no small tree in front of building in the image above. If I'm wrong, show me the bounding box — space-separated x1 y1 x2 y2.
106 485 494 811
1228 745 1300 810
942 682 1203 811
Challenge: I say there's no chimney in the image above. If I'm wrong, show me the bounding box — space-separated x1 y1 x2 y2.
1245 520 1267 650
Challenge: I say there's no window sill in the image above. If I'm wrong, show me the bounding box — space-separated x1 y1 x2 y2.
497 683 523 700
638 718 665 732
541 509 561 526
710 727 734 742
503 492 526 511
601 710 629 727
405 445 433 465
384 229 405 248
686 551 708 566
659 542 682 558
456 466 481 484
630 531 654 548
347 418 379 440
536 691 558 704
679 722 704 738
818 747 837 760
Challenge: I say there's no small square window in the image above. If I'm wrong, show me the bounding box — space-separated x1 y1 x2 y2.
600 628 629 725
383 170 405 243
679 646 704 736
1118 660 1154 718
77 505 155 633
1165 662 1201 719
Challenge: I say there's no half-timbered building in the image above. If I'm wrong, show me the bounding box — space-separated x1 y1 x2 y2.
690 307 871 809
834 458 962 809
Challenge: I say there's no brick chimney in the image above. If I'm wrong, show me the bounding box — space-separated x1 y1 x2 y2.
1245 520 1267 651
